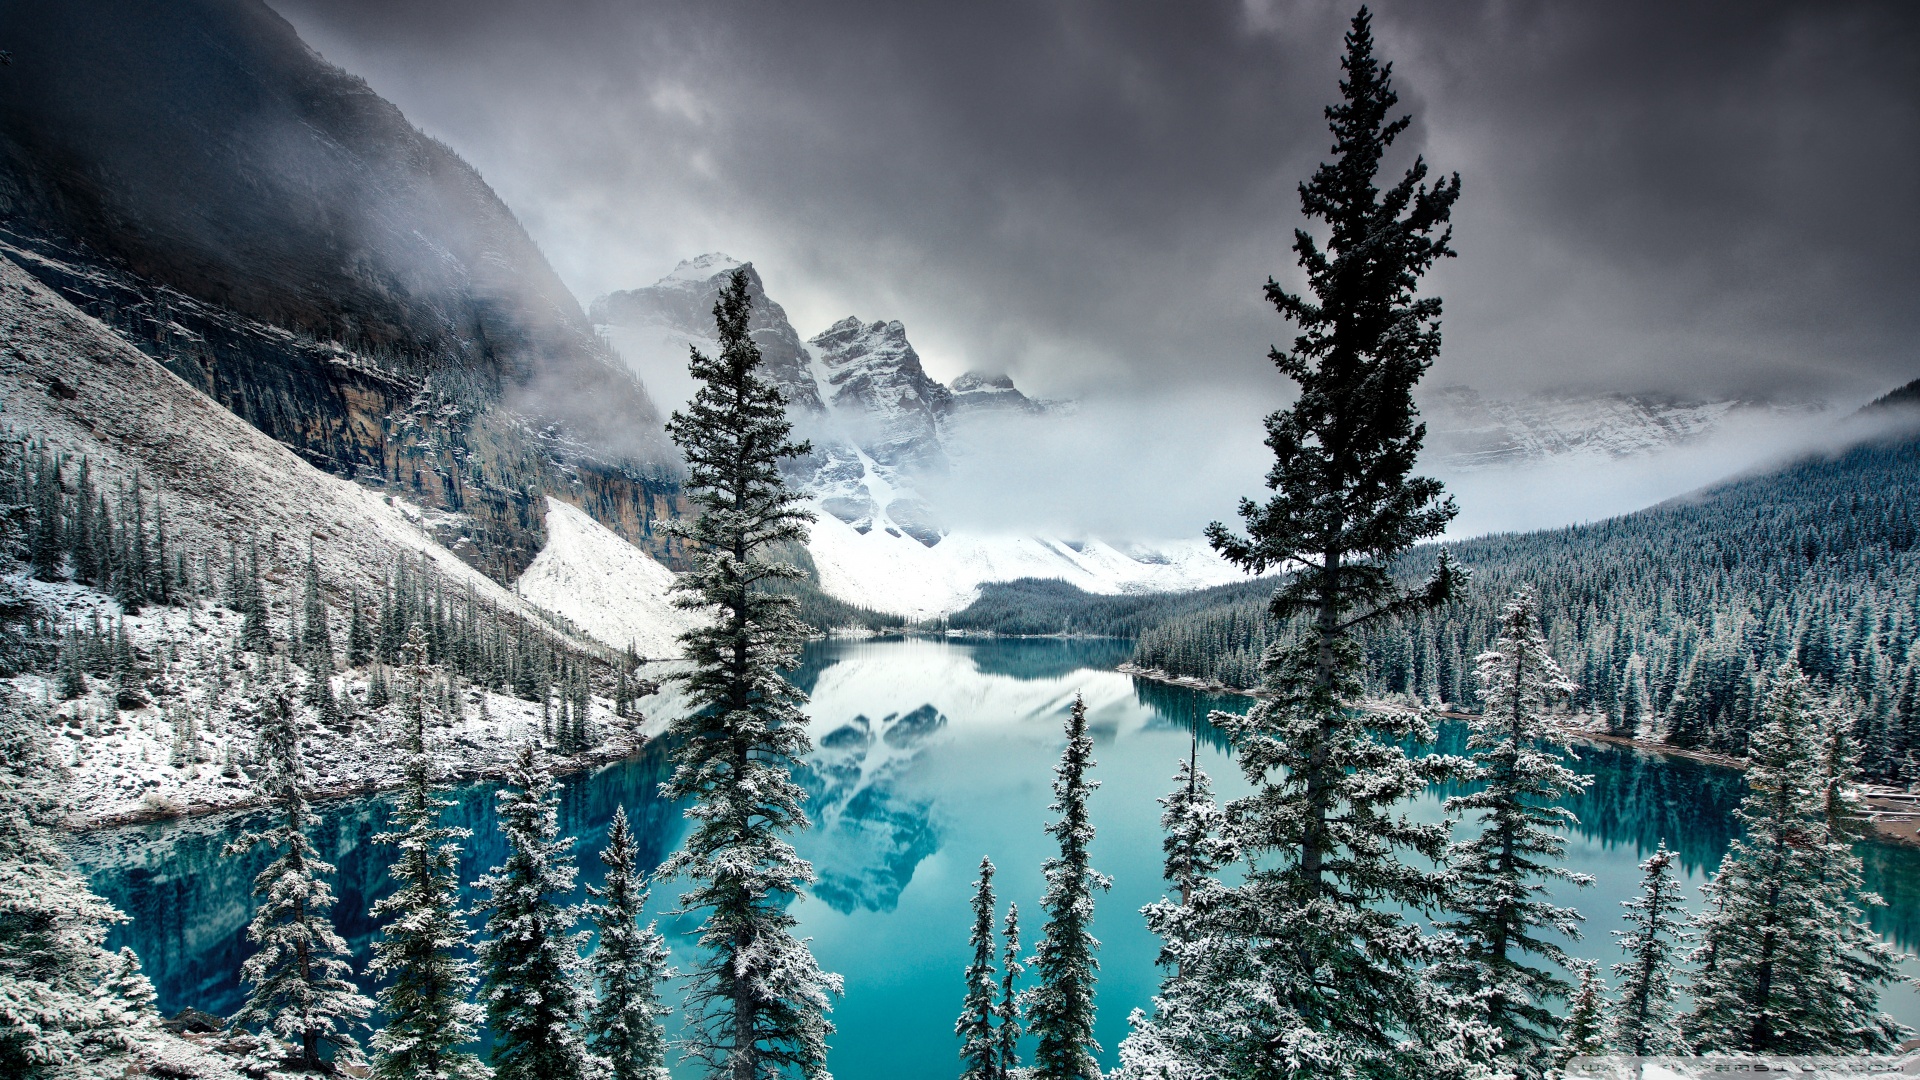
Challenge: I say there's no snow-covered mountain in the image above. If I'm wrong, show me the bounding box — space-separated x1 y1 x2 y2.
1423 385 1830 471
592 256 1239 617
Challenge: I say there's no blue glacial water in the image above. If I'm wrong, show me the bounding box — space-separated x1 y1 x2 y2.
66 637 1920 1077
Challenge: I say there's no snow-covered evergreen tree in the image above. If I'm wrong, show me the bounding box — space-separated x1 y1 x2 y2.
1558 961 1606 1065
0 693 162 1077
1683 666 1909 1054
1026 694 1110 1080
996 903 1024 1080
585 806 672 1080
368 624 488 1080
224 682 372 1072
659 266 839 1080
477 742 590 1080
1605 844 1687 1056
1191 9 1464 1078
1435 590 1591 1077
1115 744 1235 1080
958 857 1001 1080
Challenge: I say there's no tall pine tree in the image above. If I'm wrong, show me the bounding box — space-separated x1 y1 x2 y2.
368 624 488 1080
1683 666 1909 1054
224 683 372 1072
477 743 590 1080
1435 590 1591 1078
957 857 1001 1080
1194 8 1464 1077
658 267 840 1080
996 904 1024 1080
586 806 673 1080
1026 694 1110 1080
1604 843 1687 1057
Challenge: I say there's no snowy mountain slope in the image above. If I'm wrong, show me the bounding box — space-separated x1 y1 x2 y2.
0 255 571 632
516 497 703 658
805 511 1245 621
589 254 1244 617
1426 385 1829 471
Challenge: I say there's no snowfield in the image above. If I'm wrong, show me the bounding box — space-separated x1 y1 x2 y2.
806 508 1246 620
517 496 703 658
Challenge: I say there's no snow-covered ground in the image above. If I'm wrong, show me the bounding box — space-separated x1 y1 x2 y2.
806 509 1245 620
517 497 703 658
6 568 678 829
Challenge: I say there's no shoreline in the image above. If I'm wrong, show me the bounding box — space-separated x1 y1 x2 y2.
1114 661 1920 848
64 731 651 833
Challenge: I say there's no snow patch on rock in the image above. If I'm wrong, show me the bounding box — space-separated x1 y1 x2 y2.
517 497 701 657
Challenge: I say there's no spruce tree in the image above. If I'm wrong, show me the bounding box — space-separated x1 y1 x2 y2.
477 742 590 1080
1026 694 1109 1080
1605 844 1687 1056
1116 743 1235 1080
225 683 373 1072
368 624 488 1080
1435 591 1591 1077
586 806 673 1080
958 857 1001 1080
1683 666 1909 1054
299 543 333 671
996 904 1024 1080
659 266 840 1080
0 693 156 1075
1193 9 1463 1077
348 589 373 669
1558 961 1607 1065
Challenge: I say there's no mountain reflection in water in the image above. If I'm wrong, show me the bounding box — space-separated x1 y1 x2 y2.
66 637 1920 1080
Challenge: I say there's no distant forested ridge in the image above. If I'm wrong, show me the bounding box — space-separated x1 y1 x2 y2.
950 427 1920 778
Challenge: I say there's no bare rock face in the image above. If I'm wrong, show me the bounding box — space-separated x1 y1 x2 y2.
808 317 953 474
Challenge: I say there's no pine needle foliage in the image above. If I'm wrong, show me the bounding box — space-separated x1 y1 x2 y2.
0 694 156 1077
368 625 489 1080
1435 590 1591 1077
659 267 840 1080
225 682 372 1072
1558 961 1607 1066
1683 667 1910 1054
995 904 1024 1080
1026 694 1111 1080
586 807 674 1080
957 857 1001 1080
1115 744 1235 1080
1603 843 1687 1056
476 743 590 1080
1188 9 1465 1077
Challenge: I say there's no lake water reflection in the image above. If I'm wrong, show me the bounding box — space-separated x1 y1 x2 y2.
68 637 1920 1077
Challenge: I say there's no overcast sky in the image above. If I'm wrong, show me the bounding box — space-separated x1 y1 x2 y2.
272 0 1918 408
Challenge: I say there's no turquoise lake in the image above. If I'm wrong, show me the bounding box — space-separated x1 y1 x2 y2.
67 637 1920 1077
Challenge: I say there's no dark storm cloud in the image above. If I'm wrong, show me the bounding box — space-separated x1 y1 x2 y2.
271 0 1920 406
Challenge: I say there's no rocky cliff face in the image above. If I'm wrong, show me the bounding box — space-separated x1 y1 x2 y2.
0 0 680 577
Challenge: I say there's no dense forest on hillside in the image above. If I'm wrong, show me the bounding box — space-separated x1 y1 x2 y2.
948 428 1920 778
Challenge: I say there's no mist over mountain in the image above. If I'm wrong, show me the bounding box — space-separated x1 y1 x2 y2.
0 0 678 579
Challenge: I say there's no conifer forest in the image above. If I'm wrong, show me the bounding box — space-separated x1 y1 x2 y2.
2 3 1918 1080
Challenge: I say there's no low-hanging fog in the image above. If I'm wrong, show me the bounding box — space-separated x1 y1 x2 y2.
271 0 1920 542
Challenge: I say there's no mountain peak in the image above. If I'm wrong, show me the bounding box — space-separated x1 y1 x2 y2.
662 252 744 283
